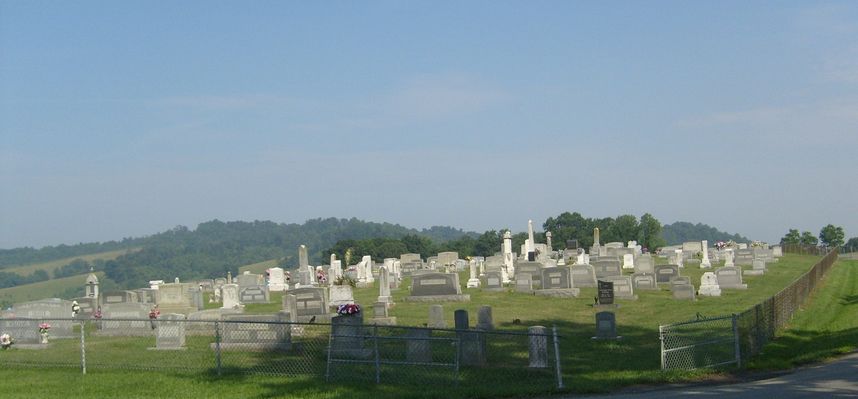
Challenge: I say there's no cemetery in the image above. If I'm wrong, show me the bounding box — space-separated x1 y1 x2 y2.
0 232 848 399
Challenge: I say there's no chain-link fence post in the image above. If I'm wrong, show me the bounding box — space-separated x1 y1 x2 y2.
80 319 86 375
732 313 740 368
658 324 665 369
373 324 380 384
552 325 564 390
214 321 221 376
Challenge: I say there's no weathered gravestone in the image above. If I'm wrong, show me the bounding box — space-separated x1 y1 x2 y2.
654 265 680 284
101 302 151 336
715 266 748 289
570 264 597 288
632 272 657 290
368 302 396 326
537 266 580 297
592 259 622 279
476 305 493 331
267 267 287 292
514 261 544 287
406 273 469 302
635 254 654 273
284 287 330 322
528 325 548 368
157 283 197 315
515 274 534 293
622 254 635 270
427 304 446 329
406 328 433 363
698 272 722 297
14 299 74 338
671 277 696 300
221 284 241 309
103 290 138 305
744 258 767 276
455 309 485 366
604 275 637 300
216 314 291 351
329 285 355 307
481 271 505 292
153 313 186 350
239 285 270 304
734 249 755 266
593 311 619 339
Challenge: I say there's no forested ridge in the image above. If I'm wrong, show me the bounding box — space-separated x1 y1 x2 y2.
3 215 749 292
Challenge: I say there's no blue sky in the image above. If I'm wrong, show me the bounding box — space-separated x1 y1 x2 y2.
2 1 857 248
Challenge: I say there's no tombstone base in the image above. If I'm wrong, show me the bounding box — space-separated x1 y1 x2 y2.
698 287 722 297
534 288 580 298
404 295 470 302
593 304 620 311
721 284 748 290
210 343 292 352
148 346 187 351
466 279 481 288
368 317 397 326
743 270 766 276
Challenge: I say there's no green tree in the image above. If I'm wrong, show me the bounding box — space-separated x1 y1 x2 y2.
543 212 591 250
819 224 846 248
800 231 818 246
473 230 502 257
637 213 665 251
781 229 800 245
845 237 858 252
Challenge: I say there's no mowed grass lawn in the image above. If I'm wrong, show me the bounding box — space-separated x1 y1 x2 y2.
0 272 106 304
3 253 852 399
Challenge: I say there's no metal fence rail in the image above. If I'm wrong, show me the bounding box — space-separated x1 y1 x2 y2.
0 317 563 391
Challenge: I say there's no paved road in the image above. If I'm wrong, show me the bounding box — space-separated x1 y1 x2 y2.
575 352 858 398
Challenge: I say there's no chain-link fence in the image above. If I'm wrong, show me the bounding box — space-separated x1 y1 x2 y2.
659 249 840 370
737 248 839 358
0 316 563 391
659 314 739 370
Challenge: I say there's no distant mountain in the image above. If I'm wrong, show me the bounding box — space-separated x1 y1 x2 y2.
661 222 749 245
0 238 145 269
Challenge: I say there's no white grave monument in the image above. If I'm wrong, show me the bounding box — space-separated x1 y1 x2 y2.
698 272 722 297
700 240 712 269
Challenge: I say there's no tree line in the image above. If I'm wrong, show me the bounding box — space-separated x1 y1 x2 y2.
780 224 855 250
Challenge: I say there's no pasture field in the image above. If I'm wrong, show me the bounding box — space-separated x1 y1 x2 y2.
2 254 854 399
0 272 105 305
2 248 137 276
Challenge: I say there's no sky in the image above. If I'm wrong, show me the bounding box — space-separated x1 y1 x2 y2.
1 1 857 249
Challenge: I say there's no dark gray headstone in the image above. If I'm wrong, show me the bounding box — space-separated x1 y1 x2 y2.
594 311 618 339
528 325 548 368
410 273 461 296
540 267 572 289
454 309 469 330
598 280 614 305
654 265 680 284
632 272 657 290
593 259 622 279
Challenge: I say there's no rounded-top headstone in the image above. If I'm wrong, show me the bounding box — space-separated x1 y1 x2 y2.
454 309 469 330
476 305 493 331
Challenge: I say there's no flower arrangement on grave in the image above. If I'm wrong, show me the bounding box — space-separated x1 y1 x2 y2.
715 241 727 250
336 303 361 316
93 307 103 320
0 333 14 349
38 323 51 335
148 305 160 320
71 300 81 317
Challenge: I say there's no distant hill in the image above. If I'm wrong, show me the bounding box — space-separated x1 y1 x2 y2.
662 222 749 245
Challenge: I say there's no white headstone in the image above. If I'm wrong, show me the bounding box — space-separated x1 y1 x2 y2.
466 259 481 288
221 284 240 309
377 266 392 304
700 240 712 269
698 272 721 297
268 267 286 291
622 254 635 270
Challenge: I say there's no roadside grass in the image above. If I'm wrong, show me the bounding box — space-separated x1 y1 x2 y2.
0 272 105 304
2 248 137 277
0 254 836 398
748 258 858 370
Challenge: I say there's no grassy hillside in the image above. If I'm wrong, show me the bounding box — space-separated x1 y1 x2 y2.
0 272 104 305
3 249 136 277
238 258 279 275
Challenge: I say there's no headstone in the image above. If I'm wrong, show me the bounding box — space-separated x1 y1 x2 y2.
154 313 186 350
369 302 396 326
482 271 504 292
406 273 469 302
329 285 355 307
100 302 151 336
268 267 287 291
514 261 543 287
284 287 329 322
221 284 240 309
566 239 579 250
622 254 635 270
427 305 446 329
594 311 618 339
466 260 481 288
634 254 654 273
724 249 735 267
528 326 548 368
157 283 197 315
698 272 722 297
476 305 493 331
744 258 767 276
570 264 597 288
592 259 622 279
377 266 392 304
239 285 270 304
654 265 680 284
605 276 637 300
5 299 74 342
715 266 748 289
671 277 696 300
632 272 657 290
454 309 485 366
597 280 614 305
772 245 783 257
217 314 291 351
700 240 712 268
515 274 534 293
298 245 309 268
437 252 459 267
